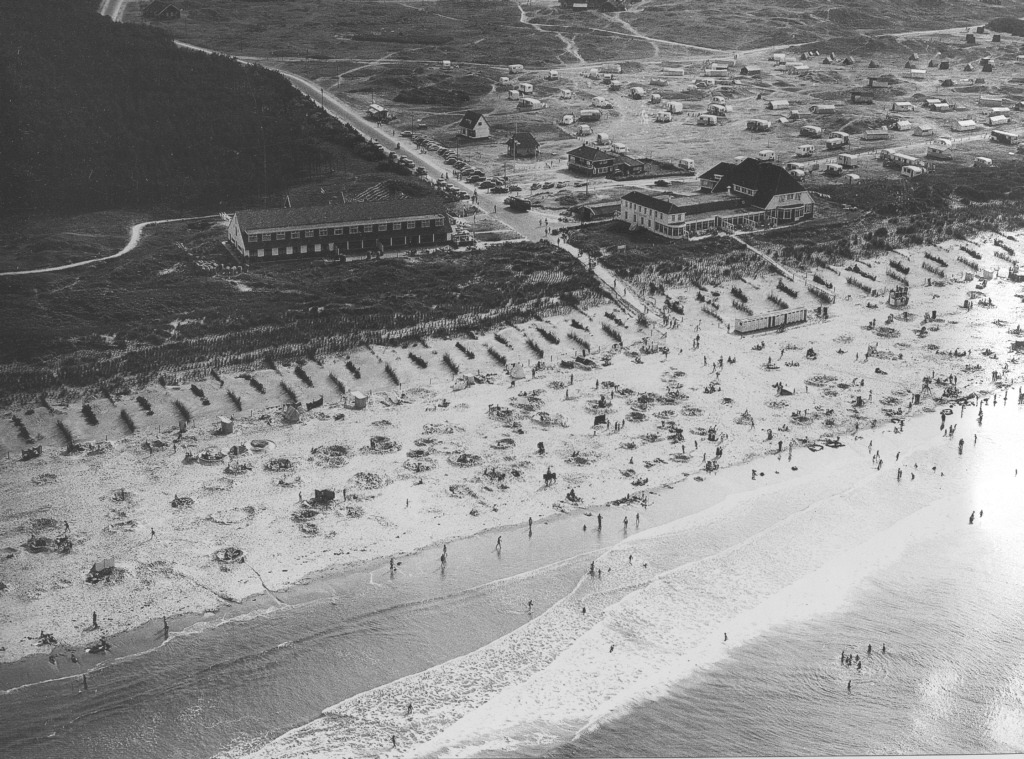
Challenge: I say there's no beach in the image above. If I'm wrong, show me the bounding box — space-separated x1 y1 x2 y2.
3 227 1024 756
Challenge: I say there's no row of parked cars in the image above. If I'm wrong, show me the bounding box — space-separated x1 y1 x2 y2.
406 132 521 195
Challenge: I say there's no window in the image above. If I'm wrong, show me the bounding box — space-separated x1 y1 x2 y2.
300 245 307 254
256 249 265 257
291 231 300 239
433 219 442 227
247 234 259 243
364 225 373 233
276 233 285 240
304 230 314 238
286 246 293 255
392 223 402 231
377 224 387 232
334 228 343 235
319 229 328 237
406 222 415 230
262 234 271 241
420 221 429 229
271 248 279 256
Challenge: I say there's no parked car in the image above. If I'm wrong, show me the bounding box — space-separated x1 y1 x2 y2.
401 130 413 137
479 180 496 189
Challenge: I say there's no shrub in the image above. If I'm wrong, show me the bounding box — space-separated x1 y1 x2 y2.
384 363 401 385
328 372 346 394
409 351 428 369
345 360 361 379
294 364 314 387
227 390 242 411
280 382 298 404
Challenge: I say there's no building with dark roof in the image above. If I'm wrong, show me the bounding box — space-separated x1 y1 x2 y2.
506 132 540 158
699 158 815 223
459 111 490 139
622 159 814 238
568 146 646 177
698 161 736 192
227 197 451 263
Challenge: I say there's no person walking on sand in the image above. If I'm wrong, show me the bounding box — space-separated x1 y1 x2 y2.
724 632 728 642
92 611 98 629
597 513 602 531
867 644 872 655
391 735 398 749
635 513 640 528
623 516 629 529
848 680 852 692
390 557 396 572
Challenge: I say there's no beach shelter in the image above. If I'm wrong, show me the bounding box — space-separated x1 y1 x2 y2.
964 63 975 72
218 416 233 435
939 61 950 70
842 56 856 65
909 53 920 61
283 406 300 424
868 60 880 68
508 363 527 380
350 391 368 409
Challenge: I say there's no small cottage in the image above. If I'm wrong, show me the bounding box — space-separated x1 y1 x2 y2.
459 111 490 140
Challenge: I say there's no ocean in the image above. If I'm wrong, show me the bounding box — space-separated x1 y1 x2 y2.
3 398 1022 758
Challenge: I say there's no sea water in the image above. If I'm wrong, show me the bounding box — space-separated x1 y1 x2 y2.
419 401 1024 758
3 399 1021 759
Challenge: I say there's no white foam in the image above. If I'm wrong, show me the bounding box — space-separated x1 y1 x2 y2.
251 411 1014 759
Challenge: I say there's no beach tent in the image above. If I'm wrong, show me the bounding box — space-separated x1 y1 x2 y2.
218 416 233 435
508 363 527 380
964 63 975 72
842 56 856 65
283 406 300 424
350 391 368 409
868 60 880 68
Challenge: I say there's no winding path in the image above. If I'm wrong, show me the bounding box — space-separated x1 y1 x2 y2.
0 215 223 277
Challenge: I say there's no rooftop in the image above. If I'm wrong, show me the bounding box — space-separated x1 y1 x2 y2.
235 197 447 232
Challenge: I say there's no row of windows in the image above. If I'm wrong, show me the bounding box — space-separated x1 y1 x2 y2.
249 232 446 257
248 219 443 243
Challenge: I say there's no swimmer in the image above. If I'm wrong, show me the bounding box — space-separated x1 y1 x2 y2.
867 644 872 655
390 557 396 572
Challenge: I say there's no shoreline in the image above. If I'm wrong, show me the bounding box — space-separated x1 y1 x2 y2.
3 226 1022 678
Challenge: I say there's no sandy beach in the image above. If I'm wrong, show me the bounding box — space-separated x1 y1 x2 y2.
2 227 1022 669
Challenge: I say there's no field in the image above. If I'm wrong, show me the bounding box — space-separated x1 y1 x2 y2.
0 224 604 401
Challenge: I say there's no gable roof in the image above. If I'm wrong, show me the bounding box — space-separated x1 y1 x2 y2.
506 132 539 150
459 111 486 128
724 158 807 208
698 161 736 188
569 145 616 162
235 197 447 232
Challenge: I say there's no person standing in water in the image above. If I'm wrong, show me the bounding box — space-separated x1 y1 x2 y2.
496 535 502 550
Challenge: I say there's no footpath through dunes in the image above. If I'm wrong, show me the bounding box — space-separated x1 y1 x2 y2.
249 406 969 759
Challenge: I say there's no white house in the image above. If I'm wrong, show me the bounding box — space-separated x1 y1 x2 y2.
458 111 490 139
